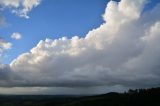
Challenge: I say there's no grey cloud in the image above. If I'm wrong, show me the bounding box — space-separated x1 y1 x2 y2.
0 64 22 87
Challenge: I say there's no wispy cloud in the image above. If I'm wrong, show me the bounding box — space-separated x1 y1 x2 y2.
0 38 12 62
0 0 42 18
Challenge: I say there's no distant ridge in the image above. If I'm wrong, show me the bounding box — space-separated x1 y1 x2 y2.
0 87 159 106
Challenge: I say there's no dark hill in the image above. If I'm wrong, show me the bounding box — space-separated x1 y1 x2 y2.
60 87 160 106
0 87 159 106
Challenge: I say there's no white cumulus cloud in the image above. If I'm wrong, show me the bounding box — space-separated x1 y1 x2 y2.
11 32 22 40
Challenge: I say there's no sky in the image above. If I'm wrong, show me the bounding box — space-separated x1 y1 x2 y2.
1 0 108 64
0 0 160 95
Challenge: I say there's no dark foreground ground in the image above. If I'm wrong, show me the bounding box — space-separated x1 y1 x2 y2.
0 87 160 106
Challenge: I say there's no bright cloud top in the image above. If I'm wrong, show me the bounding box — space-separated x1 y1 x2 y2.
0 0 41 18
0 0 160 89
11 32 22 40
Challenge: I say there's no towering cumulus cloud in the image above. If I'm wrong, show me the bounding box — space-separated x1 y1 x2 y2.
1 0 160 89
